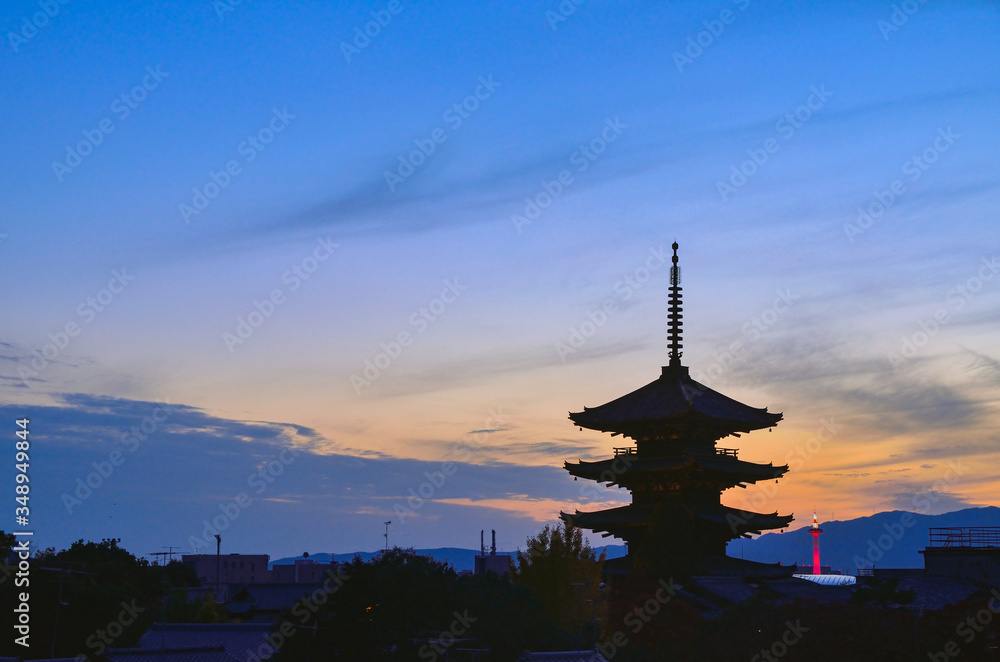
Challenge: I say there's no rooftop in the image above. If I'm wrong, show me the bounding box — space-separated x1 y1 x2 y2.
138 623 271 659
106 647 239 662
568 364 782 439
927 526 1000 549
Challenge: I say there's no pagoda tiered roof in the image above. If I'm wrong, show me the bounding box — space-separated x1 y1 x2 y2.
559 242 795 573
564 452 788 488
568 363 782 440
562 503 794 539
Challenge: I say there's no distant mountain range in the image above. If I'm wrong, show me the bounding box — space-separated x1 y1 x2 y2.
272 507 1000 575
271 544 627 573
728 506 1000 573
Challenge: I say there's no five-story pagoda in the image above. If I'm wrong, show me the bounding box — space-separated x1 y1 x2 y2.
561 243 794 574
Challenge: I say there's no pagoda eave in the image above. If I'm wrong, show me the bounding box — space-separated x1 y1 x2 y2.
567 367 783 439
569 410 782 440
563 503 793 536
564 455 788 487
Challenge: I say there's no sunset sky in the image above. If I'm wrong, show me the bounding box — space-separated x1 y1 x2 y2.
2 0 998 561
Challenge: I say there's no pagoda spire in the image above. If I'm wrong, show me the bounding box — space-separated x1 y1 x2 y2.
667 241 683 368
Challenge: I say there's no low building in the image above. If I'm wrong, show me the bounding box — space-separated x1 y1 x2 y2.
181 553 270 587
475 553 513 576
117 623 275 661
920 526 1000 585
105 646 238 662
227 583 325 622
271 558 341 583
475 529 513 577
517 651 609 662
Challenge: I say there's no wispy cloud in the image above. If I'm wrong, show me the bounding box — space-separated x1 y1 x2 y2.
0 393 610 556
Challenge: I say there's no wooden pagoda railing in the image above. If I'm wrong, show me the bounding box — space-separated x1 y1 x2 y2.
611 446 740 458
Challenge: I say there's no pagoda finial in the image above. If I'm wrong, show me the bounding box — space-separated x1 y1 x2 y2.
667 241 683 367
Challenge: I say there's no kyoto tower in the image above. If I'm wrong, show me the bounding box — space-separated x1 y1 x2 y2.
810 511 823 574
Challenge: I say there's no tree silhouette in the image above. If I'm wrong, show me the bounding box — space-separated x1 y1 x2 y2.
513 522 605 639
0 537 198 660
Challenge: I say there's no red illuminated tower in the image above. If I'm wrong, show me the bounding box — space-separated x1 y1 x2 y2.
810 511 823 574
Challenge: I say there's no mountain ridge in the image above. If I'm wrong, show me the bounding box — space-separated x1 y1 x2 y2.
271 507 1000 574
728 505 1000 573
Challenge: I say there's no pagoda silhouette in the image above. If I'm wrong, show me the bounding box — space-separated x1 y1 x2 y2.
561 242 794 575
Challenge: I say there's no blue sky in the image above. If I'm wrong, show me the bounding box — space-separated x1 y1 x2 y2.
1 0 998 560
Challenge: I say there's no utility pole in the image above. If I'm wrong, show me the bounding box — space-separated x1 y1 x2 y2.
49 571 66 659
383 521 391 551
570 581 587 652
40 566 95 658
214 534 221 600
160 564 169 653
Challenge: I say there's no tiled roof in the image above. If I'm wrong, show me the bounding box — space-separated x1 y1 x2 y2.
569 365 781 436
518 651 609 662
230 582 321 612
563 503 793 537
138 623 271 659
565 453 787 486
894 575 985 612
106 647 240 662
